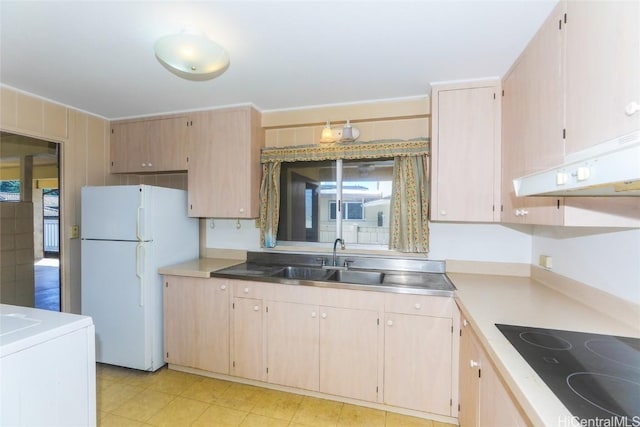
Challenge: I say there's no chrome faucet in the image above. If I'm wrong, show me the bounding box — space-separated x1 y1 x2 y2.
332 238 345 267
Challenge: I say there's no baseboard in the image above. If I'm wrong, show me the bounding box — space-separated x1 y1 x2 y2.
531 265 640 330
445 260 531 277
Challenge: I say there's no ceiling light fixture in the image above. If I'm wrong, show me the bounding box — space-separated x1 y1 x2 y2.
320 121 335 143
154 31 230 81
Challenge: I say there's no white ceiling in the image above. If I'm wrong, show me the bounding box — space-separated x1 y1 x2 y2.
0 1 558 120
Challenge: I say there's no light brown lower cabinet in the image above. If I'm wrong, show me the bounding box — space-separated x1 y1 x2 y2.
165 277 457 418
459 318 530 427
163 276 229 374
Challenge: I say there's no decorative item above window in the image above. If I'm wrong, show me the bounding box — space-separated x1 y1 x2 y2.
260 138 430 163
259 138 431 253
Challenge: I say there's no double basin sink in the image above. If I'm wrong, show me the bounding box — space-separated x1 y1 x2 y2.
213 253 456 296
274 266 385 286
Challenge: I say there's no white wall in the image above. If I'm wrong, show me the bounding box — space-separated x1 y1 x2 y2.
532 227 640 304
428 223 532 263
207 219 533 264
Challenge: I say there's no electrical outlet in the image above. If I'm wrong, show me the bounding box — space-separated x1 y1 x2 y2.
70 225 80 239
539 255 553 269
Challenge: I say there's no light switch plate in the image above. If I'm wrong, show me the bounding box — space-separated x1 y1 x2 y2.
70 225 80 239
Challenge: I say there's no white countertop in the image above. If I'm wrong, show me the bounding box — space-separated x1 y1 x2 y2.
0 304 94 357
158 258 243 278
451 273 640 427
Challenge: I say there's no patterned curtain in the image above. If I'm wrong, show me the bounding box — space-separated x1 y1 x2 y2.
259 161 281 248
389 155 429 253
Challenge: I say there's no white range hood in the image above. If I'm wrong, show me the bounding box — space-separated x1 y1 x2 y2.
513 131 640 197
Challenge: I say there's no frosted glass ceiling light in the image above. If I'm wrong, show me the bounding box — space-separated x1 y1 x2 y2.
320 121 334 143
154 32 230 81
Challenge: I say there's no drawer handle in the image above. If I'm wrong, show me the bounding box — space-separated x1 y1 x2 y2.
414 303 421 310
311 312 317 318
470 360 480 368
321 313 327 319
387 320 393 326
253 305 260 312
244 287 249 293
220 284 226 290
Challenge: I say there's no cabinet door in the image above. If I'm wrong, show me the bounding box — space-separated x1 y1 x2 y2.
384 313 453 415
232 297 265 381
432 84 500 222
565 1 640 154
319 306 379 402
146 116 190 172
188 107 263 218
110 121 149 173
266 301 319 391
163 276 229 374
501 2 565 226
478 354 529 427
459 320 481 427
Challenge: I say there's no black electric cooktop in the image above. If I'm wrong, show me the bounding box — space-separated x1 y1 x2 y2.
496 324 640 423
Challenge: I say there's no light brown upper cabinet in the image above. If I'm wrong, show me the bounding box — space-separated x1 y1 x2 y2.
501 1 565 225
187 106 264 218
110 116 190 173
431 80 501 222
501 1 640 227
565 1 640 155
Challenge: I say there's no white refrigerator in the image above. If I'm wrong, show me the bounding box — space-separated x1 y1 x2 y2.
81 185 198 371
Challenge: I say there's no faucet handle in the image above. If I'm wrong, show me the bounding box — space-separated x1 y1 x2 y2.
343 259 355 269
316 257 326 267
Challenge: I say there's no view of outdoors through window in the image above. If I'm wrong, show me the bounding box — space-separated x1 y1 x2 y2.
278 159 393 246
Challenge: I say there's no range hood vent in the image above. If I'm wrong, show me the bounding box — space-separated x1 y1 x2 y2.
513 131 640 197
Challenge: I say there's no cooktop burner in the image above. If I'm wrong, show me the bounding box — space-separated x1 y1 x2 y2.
496 324 640 423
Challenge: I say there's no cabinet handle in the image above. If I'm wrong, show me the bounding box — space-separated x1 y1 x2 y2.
440 210 447 216
515 209 529 216
387 320 393 326
148 162 153 167
220 284 226 290
253 305 260 311
625 101 640 116
311 312 317 318
321 313 327 319
239 208 245 213
470 360 480 368
414 303 421 310
244 287 249 293
141 163 147 167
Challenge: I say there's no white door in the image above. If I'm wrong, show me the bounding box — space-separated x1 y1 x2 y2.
81 185 152 241
81 239 151 370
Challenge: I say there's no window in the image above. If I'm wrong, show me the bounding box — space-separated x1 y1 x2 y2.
329 201 364 220
278 158 393 247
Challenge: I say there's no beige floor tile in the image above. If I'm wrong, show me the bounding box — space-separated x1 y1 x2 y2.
385 412 434 427
110 389 175 422
181 377 234 403
97 364 137 382
250 389 303 421
98 383 145 413
99 413 148 427
191 404 248 427
147 368 203 395
222 383 264 404
241 413 290 427
291 396 343 427
337 404 386 426
146 396 209 427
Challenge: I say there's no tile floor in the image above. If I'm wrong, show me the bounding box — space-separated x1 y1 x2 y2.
34 257 60 311
97 364 455 427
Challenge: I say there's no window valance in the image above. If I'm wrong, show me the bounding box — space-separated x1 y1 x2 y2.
260 138 430 164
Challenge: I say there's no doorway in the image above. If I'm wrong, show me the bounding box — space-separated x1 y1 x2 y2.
0 131 61 311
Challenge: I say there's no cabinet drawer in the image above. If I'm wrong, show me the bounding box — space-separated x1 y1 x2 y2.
384 294 454 318
232 280 274 299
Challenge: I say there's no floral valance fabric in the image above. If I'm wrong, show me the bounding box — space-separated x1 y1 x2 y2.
260 138 430 163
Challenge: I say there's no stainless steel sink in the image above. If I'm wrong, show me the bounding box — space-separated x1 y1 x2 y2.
329 269 385 286
272 266 335 281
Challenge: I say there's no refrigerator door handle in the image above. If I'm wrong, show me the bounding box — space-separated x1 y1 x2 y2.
136 243 144 307
136 206 144 241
